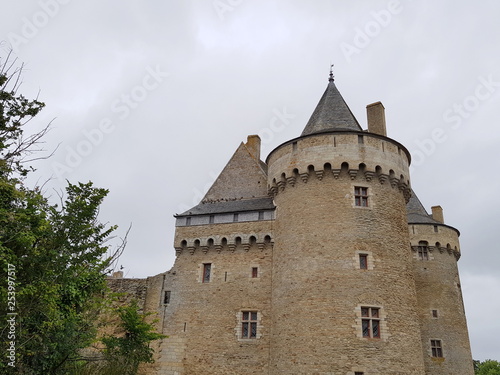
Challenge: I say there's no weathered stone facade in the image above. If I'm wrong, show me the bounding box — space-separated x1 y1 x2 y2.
110 77 474 374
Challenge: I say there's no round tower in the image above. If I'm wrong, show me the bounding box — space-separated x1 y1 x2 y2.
266 77 426 374
407 199 474 374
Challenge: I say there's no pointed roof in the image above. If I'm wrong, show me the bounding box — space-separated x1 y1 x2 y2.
177 136 274 216
406 192 440 224
301 76 362 136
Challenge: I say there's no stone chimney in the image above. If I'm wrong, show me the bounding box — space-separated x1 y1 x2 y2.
246 135 261 160
431 206 444 223
366 102 387 136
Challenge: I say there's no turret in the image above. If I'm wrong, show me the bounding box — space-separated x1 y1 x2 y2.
407 195 474 374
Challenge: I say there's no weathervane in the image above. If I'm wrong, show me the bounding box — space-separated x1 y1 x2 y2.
329 63 334 82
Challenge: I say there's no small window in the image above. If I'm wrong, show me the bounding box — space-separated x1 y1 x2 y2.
431 339 443 357
418 241 429 260
209 215 215 224
355 372 364 375
252 267 258 278
432 309 438 318
358 135 364 144
233 213 239 222
258 211 264 220
186 217 191 225
202 263 212 283
292 141 298 151
163 291 171 304
433 225 438 233
354 187 368 207
242 311 258 339
361 307 380 338
359 254 368 270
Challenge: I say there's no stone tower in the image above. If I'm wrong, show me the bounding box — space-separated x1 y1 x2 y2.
266 76 423 374
407 196 473 374
110 74 474 375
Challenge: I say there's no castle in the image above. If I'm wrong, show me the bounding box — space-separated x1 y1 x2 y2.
109 73 474 375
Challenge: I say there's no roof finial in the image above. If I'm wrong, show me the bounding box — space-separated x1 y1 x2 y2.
329 64 334 82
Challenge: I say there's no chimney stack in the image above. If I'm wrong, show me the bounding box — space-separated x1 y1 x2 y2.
431 206 444 224
366 102 387 136
246 135 261 160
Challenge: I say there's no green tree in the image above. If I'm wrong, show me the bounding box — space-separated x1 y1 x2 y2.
0 53 127 374
475 359 500 375
102 300 166 375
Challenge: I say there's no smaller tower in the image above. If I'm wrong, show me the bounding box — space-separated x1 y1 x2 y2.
407 194 474 375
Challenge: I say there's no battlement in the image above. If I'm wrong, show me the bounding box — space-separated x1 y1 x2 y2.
174 232 273 255
266 131 411 201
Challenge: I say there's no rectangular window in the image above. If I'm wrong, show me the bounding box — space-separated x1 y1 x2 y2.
186 217 191 225
163 291 171 304
233 213 239 222
359 254 368 270
209 215 215 224
418 242 429 260
242 311 258 339
358 135 364 144
354 187 368 207
292 141 298 151
434 225 438 233
258 211 264 220
361 307 380 338
431 339 443 357
203 263 212 283
355 372 364 375
252 267 258 278
432 309 439 318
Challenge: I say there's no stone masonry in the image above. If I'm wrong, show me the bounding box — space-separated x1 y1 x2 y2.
108 75 474 375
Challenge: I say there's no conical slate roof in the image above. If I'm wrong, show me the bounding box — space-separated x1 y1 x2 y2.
406 193 440 224
301 78 362 136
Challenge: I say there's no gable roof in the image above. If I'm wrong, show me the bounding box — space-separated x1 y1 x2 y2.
178 137 270 216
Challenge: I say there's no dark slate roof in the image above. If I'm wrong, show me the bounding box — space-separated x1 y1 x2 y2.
301 79 362 136
177 197 275 217
406 193 440 224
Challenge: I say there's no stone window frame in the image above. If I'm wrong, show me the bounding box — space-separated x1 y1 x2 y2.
235 310 262 342
163 290 171 304
352 184 372 209
354 250 374 270
353 304 388 341
199 262 213 283
251 266 259 278
361 306 381 338
417 241 430 261
430 339 444 358
431 309 439 319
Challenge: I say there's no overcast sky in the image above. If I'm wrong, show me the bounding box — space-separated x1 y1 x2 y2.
2 0 499 362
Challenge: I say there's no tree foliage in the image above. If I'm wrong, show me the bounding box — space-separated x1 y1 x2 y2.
0 50 48 177
0 52 162 374
102 300 166 375
475 360 500 375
